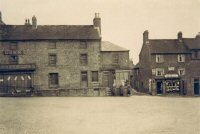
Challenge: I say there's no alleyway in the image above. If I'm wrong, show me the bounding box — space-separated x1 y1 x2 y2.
0 96 200 134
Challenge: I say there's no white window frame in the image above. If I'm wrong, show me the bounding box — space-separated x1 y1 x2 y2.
178 54 185 62
156 68 164 76
178 68 185 76
156 55 164 63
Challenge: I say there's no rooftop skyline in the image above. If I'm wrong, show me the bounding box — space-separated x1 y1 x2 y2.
0 0 200 64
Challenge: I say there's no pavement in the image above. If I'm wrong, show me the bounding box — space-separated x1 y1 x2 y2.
0 96 200 134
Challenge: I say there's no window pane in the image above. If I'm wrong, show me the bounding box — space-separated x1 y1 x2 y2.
10 42 18 50
92 71 98 82
48 42 56 49
113 54 119 64
81 72 88 81
9 55 18 64
49 73 59 85
49 54 57 65
80 41 87 49
80 54 88 65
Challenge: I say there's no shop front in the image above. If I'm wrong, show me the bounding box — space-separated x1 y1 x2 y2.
0 64 36 95
153 74 183 95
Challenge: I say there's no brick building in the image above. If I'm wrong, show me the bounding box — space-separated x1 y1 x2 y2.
133 31 200 96
0 12 131 96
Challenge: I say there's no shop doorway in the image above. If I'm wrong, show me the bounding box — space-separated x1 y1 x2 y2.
157 81 162 94
194 79 199 95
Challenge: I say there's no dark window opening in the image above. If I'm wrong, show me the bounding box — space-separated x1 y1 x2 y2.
81 72 88 81
49 73 59 86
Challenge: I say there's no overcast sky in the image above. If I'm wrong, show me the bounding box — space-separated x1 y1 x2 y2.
0 0 200 64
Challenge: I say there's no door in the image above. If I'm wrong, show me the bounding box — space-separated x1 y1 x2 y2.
157 81 163 94
93 88 100 96
102 72 109 87
194 79 199 95
81 71 88 88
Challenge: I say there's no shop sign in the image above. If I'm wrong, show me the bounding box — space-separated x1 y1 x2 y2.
164 74 178 78
3 50 24 55
168 67 175 71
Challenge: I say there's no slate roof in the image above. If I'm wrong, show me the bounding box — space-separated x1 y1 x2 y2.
183 38 200 49
101 41 129 52
149 39 190 54
0 25 101 40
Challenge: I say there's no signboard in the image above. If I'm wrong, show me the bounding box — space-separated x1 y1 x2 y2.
164 74 179 78
3 50 24 55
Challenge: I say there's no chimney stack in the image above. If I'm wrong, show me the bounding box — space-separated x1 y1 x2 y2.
143 30 149 44
0 11 2 21
93 13 101 33
0 11 5 25
177 31 182 42
32 15 37 28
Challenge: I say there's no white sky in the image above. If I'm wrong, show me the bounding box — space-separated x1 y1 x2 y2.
0 0 200 64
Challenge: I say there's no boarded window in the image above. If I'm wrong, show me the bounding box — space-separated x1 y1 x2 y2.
49 73 59 86
80 41 87 49
178 54 185 62
113 54 119 64
92 71 98 82
156 55 164 63
49 54 57 65
80 54 88 65
48 42 56 49
81 71 88 81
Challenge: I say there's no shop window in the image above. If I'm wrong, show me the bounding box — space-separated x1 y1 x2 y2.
49 73 59 87
9 55 18 64
48 42 56 49
92 71 98 82
156 68 164 76
156 55 164 63
80 41 87 49
81 71 88 81
178 68 185 76
49 54 57 66
80 54 88 65
178 54 185 62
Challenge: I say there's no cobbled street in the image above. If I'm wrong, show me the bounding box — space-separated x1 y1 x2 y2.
0 96 200 134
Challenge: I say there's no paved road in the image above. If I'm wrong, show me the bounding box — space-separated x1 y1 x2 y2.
0 96 200 134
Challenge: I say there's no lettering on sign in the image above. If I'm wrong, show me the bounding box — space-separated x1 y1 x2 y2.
3 50 24 55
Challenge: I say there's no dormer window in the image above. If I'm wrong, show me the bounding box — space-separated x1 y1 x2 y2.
156 55 164 63
178 54 185 62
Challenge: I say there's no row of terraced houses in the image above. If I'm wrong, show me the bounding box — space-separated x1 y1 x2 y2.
0 11 200 96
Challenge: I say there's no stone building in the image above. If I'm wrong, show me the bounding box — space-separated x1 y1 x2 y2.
0 12 131 96
101 41 131 95
133 31 200 96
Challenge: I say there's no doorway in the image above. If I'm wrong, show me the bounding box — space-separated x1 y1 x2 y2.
194 79 199 95
157 81 163 94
